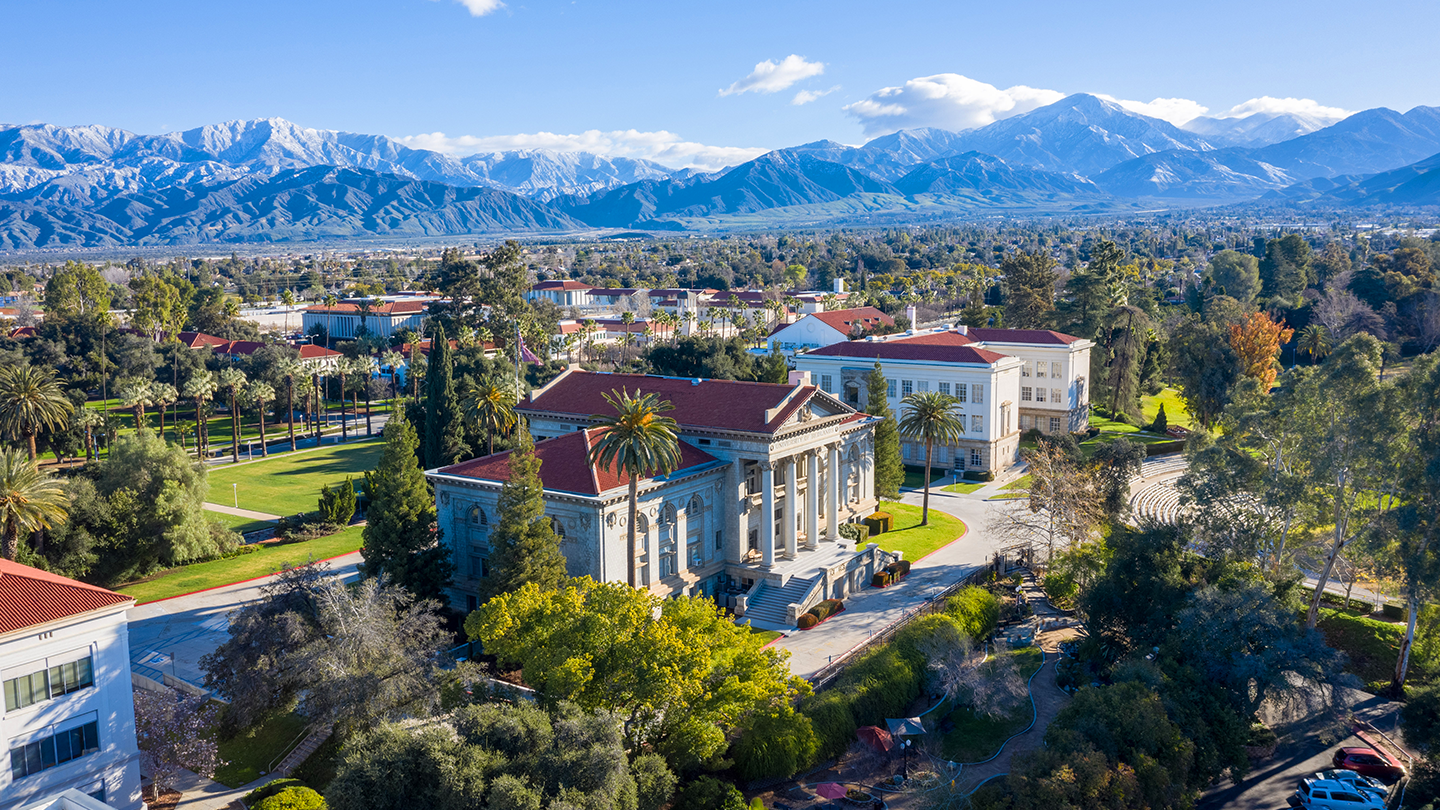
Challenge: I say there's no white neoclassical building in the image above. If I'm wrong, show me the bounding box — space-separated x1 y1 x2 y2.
427 369 889 628
1 561 143 810
795 325 1092 475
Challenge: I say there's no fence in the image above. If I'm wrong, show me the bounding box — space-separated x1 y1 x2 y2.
807 559 1005 693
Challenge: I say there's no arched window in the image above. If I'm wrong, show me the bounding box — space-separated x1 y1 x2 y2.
661 502 677 525
550 517 566 539
469 506 487 526
635 513 649 534
687 494 704 515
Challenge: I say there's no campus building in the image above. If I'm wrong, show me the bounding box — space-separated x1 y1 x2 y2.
793 325 1092 475
301 295 436 340
525 280 594 309
1 561 143 810
766 307 893 355
427 369 888 628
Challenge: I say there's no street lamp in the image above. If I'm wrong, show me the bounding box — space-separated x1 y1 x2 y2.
233 483 238 508
901 739 912 780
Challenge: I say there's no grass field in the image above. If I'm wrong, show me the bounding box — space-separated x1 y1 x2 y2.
205 439 384 516
1088 388 1194 436
872 502 966 562
934 647 1044 762
206 510 277 535
942 481 986 494
902 465 949 490
214 711 309 787
746 626 784 644
117 525 365 605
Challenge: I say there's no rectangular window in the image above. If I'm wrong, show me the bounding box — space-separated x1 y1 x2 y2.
1034 388 1045 403
660 543 677 577
8 721 99 780
820 374 832 393
938 382 950 395
1021 362 1031 377
902 443 912 459
955 384 967 403
901 380 913 397
688 539 703 567
4 656 93 712
714 530 723 551
1050 417 1062 433
970 448 982 468
1035 360 1045 377
971 415 983 434
887 379 897 398
1052 388 1062 404
972 384 984 404
1021 415 1032 430
1021 387 1032 402
1051 362 1062 379
918 381 929 392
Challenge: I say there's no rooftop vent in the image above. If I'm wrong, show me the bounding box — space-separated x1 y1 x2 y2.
692 378 702 386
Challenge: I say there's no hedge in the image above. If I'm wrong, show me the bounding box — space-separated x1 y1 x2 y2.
1144 440 1186 457
797 613 818 630
885 560 911 578
864 511 893 535
244 779 308 807
255 787 326 810
872 571 892 588
962 469 996 482
809 599 844 621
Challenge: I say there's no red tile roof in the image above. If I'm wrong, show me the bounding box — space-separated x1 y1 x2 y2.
0 559 132 635
217 340 266 356
532 280 592 291
305 301 427 315
807 307 894 334
177 331 230 349
523 371 818 434
296 344 343 359
968 328 1083 346
806 331 1010 365
437 428 718 495
8 326 35 339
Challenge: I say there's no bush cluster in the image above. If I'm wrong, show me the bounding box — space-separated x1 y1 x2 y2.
862 511 893 535
243 778 307 806
871 570 892 588
797 613 818 630
885 559 911 578
838 523 869 544
255 787 326 810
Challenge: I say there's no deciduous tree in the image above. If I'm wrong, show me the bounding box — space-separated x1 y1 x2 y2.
1229 311 1293 389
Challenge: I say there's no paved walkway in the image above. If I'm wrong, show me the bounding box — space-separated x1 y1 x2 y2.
768 479 1010 678
170 767 274 810
201 503 282 521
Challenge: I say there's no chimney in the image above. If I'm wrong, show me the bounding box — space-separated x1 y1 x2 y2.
834 278 845 294
957 324 968 335
788 370 811 387
905 304 918 325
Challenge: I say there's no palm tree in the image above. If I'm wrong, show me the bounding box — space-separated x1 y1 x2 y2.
586 389 682 588
462 375 518 456
582 319 598 362
249 381 275 457
183 372 217 457
322 292 339 348
334 358 352 440
151 382 178 442
355 356 378 436
218 367 248 463
899 391 966 526
0 366 75 462
0 448 68 560
619 312 636 362
313 370 326 443
277 358 303 452
381 350 405 407
77 409 103 461
117 378 154 433
1298 324 1332 364
280 288 297 336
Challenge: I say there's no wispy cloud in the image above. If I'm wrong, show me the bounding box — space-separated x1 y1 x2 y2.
792 85 840 106
844 74 1063 136
1217 96 1353 121
436 0 504 17
396 129 767 171
720 55 825 97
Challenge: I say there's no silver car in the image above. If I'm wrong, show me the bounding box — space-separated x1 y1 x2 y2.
1311 769 1389 799
1293 778 1386 810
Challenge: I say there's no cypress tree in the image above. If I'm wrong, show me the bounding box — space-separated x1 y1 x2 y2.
422 324 464 469
361 414 454 602
866 363 904 500
482 427 567 601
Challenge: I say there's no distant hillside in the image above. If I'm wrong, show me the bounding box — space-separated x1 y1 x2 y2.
1268 151 1440 206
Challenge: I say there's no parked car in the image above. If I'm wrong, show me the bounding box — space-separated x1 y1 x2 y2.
1292 778 1387 810
1311 769 1389 799
1332 746 1407 783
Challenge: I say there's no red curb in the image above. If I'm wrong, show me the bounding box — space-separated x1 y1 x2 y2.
130 549 362 605
760 634 786 650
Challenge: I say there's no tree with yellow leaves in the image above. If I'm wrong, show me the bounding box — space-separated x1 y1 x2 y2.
1229 311 1294 388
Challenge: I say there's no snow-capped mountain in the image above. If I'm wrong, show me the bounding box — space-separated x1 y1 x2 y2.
1181 111 1348 147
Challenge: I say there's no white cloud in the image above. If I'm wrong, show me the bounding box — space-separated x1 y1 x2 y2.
396 129 767 172
792 85 840 106
844 74 1064 136
435 0 504 16
719 55 825 97
1099 95 1210 126
1216 96 1354 121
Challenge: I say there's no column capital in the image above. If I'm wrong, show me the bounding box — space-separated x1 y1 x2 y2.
759 460 775 472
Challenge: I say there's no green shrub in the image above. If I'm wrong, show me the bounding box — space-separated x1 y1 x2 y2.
732 704 819 781
1043 571 1077 605
961 469 996 482
674 775 746 810
797 613 818 630
317 477 356 526
886 559 911 578
255 786 326 810
863 511 893 535
838 523 869 544
801 690 859 761
243 778 307 806
871 571 891 588
1384 603 1407 621
1144 440 1187 456
809 599 844 621
946 586 1000 641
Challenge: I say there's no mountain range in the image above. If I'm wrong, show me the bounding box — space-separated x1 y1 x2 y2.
4 94 1440 249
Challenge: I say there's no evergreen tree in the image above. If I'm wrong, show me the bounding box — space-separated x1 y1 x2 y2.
317 477 357 526
761 350 790 384
865 363 903 500
422 324 464 469
481 428 568 601
361 415 454 602
1001 251 1059 328
1148 403 1168 434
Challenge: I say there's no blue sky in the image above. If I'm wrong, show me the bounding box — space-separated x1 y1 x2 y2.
5 0 1439 168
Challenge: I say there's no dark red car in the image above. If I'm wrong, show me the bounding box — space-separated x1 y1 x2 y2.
1332 747 1406 783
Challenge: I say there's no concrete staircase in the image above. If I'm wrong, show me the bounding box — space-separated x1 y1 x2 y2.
744 576 815 629
272 724 332 778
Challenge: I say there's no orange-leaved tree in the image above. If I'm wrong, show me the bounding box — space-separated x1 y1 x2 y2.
1229 311 1294 388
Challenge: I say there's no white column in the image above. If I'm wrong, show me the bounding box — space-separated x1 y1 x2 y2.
674 508 689 572
761 462 776 568
805 450 820 550
827 442 841 541
783 456 798 558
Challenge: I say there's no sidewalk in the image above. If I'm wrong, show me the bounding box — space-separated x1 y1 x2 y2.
202 504 282 521
170 767 275 810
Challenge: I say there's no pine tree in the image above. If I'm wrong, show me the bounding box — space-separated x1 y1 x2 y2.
317 476 357 526
482 428 568 601
866 363 903 500
361 414 454 602
1148 403 1168 434
422 324 464 469
761 350 790 384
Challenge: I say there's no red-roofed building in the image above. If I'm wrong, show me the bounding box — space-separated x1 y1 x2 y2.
795 324 1094 473
428 368 887 623
0 561 143 810
301 297 431 339
526 280 594 308
766 307 894 354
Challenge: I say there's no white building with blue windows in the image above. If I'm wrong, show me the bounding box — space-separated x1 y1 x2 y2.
1 560 142 810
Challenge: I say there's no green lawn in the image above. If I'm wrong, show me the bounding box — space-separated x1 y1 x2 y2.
79 399 390 459
117 525 365 604
942 481 986 494
1002 475 1032 491
746 626 784 644
872 501 967 562
214 711 310 787
1142 387 1193 430
902 465 949 490
205 439 384 516
206 510 277 535
933 648 1044 762
1312 608 1408 691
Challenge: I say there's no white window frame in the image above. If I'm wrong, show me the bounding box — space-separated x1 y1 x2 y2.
1021 387 1032 402
972 384 984 404
971 414 983 433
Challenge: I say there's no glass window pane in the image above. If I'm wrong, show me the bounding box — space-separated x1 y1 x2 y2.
39 736 56 770
30 671 48 706
54 729 72 764
4 678 18 712
10 746 25 780
77 657 93 690
50 665 65 698
83 721 99 754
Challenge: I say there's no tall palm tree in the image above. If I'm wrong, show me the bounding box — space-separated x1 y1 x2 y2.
334 358 352 440
218 367 248 463
899 391 966 526
462 375 518 456
183 372 217 457
408 339 422 399
1298 324 1332 364
0 366 75 462
151 382 178 442
0 448 68 561
355 356 378 436
277 358 304 452
77 409 103 461
381 350 405 407
619 312 636 362
313 370 326 443
248 381 275 457
586 389 682 588
582 319 598 362
322 292 339 348
117 378 154 433
280 288 297 336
